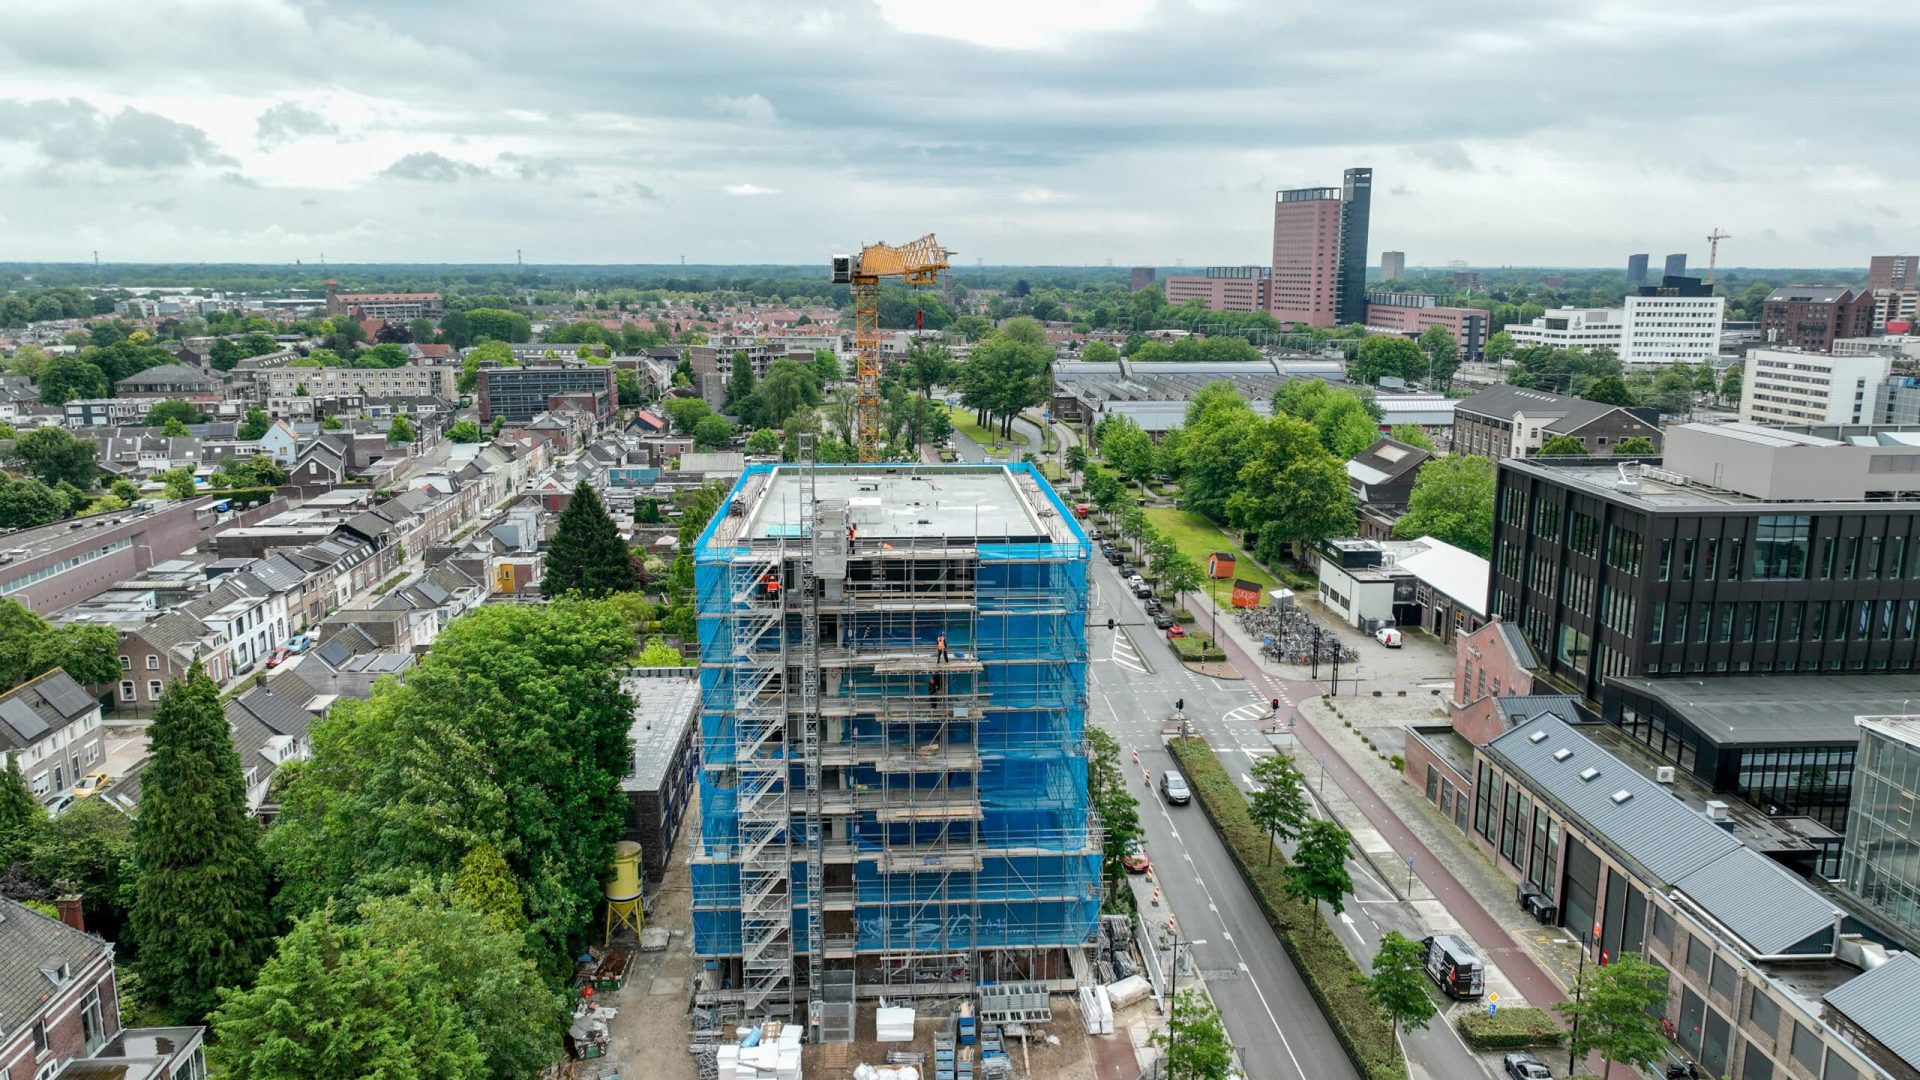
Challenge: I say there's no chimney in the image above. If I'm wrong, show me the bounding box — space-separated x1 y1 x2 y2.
55 894 85 933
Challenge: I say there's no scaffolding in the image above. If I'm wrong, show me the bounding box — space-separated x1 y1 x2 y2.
692 463 1102 1020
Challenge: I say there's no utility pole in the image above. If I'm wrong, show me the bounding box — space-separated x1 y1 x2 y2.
1705 229 1731 286
1568 922 1594 1076
1163 928 1207 1071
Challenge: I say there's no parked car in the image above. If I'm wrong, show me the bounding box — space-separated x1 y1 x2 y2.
1375 626 1403 648
1106 550 1125 565
266 647 291 668
41 793 75 819
1143 598 1165 615
1123 839 1150 873
287 633 312 654
1131 582 1153 599
1153 612 1176 630
1125 573 1144 587
71 771 112 798
1159 770 1191 805
1502 1053 1552 1080
1166 624 1187 640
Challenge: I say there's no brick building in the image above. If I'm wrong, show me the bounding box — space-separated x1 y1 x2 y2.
1761 286 1875 352
1452 385 1661 461
1162 266 1271 313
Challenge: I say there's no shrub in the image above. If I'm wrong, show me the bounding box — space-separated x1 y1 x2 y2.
1389 754 1404 770
1168 739 1407 1080
1169 606 1197 625
1169 637 1227 663
1456 1007 1565 1051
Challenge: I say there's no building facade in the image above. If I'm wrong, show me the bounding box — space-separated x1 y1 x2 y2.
1840 715 1920 941
476 363 618 423
1162 266 1271 313
254 365 456 401
1380 250 1405 282
1664 253 1688 279
1627 253 1650 285
1364 293 1490 361
1129 267 1156 290
1868 255 1919 293
1620 290 1726 368
0 670 106 801
1762 286 1876 352
691 463 1099 1017
1270 186 1343 326
322 280 443 320
1740 349 1894 427
1336 168 1373 325
1491 424 1920 703
1453 385 1660 461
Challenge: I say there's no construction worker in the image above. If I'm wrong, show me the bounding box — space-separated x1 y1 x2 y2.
761 573 781 600
936 631 948 664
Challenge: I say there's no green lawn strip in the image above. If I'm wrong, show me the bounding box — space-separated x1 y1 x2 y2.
1168 737 1408 1080
1020 411 1059 454
947 406 1015 454
1456 1007 1565 1050
1142 507 1284 594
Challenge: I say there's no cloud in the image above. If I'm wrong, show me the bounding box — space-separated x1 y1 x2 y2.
0 97 234 169
1807 221 1877 247
380 151 484 182
1014 187 1062 203
708 93 777 123
610 181 663 203
723 183 780 196
495 151 576 181
255 101 337 146
1409 142 1476 172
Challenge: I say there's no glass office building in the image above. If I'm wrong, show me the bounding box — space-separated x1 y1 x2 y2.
1840 716 1920 940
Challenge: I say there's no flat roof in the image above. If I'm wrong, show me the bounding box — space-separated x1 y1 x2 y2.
1609 675 1917 746
621 672 699 792
747 466 1047 541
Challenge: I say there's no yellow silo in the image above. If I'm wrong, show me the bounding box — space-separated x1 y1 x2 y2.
604 841 644 945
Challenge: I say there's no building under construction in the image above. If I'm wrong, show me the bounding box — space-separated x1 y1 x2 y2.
691 462 1101 1023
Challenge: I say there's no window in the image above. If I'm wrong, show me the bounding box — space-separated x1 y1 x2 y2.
1741 1045 1775 1080
120 681 135 701
1752 515 1810 579
1820 536 1836 579
148 680 162 699
1845 536 1862 579
1651 905 1675 949
146 654 159 670
118 654 130 670
1682 538 1697 578
1709 954 1737 1003
1718 602 1735 643
1703 538 1719 579
81 989 105 1054
1825 1051 1859 1080
1658 539 1672 580
1748 991 1780 1039
31 1018 48 1053
1650 602 1665 644
1790 1023 1823 1074
1474 762 1494 840
1867 536 1885 580
1425 765 1439 803
1685 935 1711 983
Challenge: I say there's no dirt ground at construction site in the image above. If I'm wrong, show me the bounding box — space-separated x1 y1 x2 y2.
802 1002 1099 1080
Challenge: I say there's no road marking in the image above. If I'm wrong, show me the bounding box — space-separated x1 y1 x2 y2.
1338 912 1363 943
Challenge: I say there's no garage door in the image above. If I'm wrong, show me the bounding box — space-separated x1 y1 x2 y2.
1562 836 1602 944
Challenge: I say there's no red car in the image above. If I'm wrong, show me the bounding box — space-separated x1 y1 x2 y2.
266 647 291 668
1123 839 1150 874
1166 625 1187 640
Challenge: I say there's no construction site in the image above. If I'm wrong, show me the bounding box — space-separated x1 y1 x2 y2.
689 460 1104 1045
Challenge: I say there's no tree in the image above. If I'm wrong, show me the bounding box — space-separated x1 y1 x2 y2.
1156 551 1204 601
1418 323 1460 390
144 399 204 427
208 902 487 1080
0 754 44 866
635 636 686 667
1085 728 1141 902
1178 384 1260 519
458 341 517 394
747 359 821 428
387 414 415 444
0 598 121 688
1150 990 1233 1080
810 349 844 384
1364 931 1437 1039
1537 434 1589 456
447 419 483 443
35 354 108 404
237 407 272 441
693 414 735 449
0 476 67 529
1613 436 1657 456
156 467 198 500
1351 335 1425 384
1581 374 1639 407
1227 416 1354 566
452 844 529 937
615 368 643 407
1082 340 1119 364
1284 818 1355 932
1393 455 1497 557
463 308 533 343
905 340 951 398
1248 753 1310 864
744 427 781 455
662 396 711 434
1389 424 1435 451
543 483 640 599
1098 415 1155 483
25 797 136 939
10 426 99 488
1719 364 1743 405
130 662 275 1021
1064 444 1089 479
725 352 756 415
1484 330 1517 365
1555 951 1669 1080
216 455 288 489
4 343 48 380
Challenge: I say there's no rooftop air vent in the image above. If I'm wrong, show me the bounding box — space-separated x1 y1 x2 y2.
1579 767 1601 783
1528 731 1549 744
1611 790 1633 805
1552 748 1573 762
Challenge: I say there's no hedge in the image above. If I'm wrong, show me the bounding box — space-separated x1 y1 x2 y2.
1456 1007 1565 1050
1169 636 1227 663
1168 738 1407 1080
1169 605 1198 625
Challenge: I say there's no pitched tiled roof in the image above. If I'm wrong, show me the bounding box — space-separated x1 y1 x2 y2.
0 897 109 1036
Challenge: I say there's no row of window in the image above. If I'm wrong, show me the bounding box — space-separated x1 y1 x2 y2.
1650 598 1920 645
1473 761 1562 899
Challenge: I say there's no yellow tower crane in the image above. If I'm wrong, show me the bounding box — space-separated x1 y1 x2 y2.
832 234 950 462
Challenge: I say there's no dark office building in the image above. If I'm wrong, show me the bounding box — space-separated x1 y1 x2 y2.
476 362 618 424
1761 285 1876 352
1637 274 1713 298
1627 254 1650 286
1664 253 1688 279
1490 423 1920 705
1337 167 1373 326
1130 266 1157 291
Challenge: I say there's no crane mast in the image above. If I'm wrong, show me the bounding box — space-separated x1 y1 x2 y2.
832 234 950 462
1705 228 1731 285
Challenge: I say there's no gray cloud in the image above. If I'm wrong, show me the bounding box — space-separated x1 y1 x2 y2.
1409 143 1476 173
1808 221 1877 247
0 97 234 169
380 151 484 182
495 151 576 181
255 101 337 146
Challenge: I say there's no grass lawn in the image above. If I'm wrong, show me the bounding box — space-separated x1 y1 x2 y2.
947 406 1016 456
1021 411 1060 454
1142 506 1284 594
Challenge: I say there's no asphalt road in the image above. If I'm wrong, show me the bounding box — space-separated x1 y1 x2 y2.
1087 548 1491 1080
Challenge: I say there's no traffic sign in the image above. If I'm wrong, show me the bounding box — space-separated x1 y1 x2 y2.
1488 992 1499 1003
1488 1002 1498 1017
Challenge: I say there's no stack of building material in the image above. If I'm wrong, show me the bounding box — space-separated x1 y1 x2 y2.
1075 986 1113 1036
852 1067 920 1080
1106 974 1149 1009
875 1006 916 1042
718 1022 802 1080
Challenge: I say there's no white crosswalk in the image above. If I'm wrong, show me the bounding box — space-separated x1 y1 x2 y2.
1110 634 1147 674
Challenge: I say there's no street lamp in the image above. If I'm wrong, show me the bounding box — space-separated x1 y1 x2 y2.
1568 922 1598 1077
1164 930 1209 1076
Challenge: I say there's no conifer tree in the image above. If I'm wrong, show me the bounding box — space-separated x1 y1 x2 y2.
541 481 640 598
0 754 44 865
129 662 274 1021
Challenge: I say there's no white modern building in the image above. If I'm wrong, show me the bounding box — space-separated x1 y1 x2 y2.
1739 348 1894 427
1874 288 1919 331
1505 296 1724 369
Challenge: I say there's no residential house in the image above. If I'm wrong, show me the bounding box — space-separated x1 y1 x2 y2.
111 364 222 403
1452 384 1661 461
0 670 106 801
1346 436 1431 539
60 400 146 429
223 679 315 816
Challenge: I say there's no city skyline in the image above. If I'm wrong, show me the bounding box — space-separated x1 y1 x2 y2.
0 0 1916 266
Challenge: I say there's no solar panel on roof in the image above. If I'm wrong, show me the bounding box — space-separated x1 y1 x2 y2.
0 698 49 742
42 679 97 718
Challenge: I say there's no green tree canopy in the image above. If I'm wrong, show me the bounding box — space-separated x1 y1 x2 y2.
1613 436 1657 456
1150 991 1234 1080
144 399 205 427
458 341 517 394
1248 752 1311 864
237 407 272 441
1555 951 1669 1079
1389 424 1435 451
543 482 641 598
1393 455 1496 557
1082 340 1119 364
0 755 44 866
1365 930 1437 1039
1536 433 1589 456
10 426 99 488
1351 335 1426 384
446 419 483 443
386 413 414 444
0 598 120 688
0 475 68 530
693 414 735 449
462 308 533 344
130 662 275 1021
1418 323 1460 391
155 467 198 500
662 396 711 434
1284 818 1355 931
1227 415 1355 565
1581 374 1639 407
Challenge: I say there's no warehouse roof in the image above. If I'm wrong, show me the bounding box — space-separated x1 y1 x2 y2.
1607 675 1905 747
1823 952 1920 1071
622 672 699 793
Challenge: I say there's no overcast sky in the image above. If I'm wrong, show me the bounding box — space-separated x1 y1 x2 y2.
0 0 1914 268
